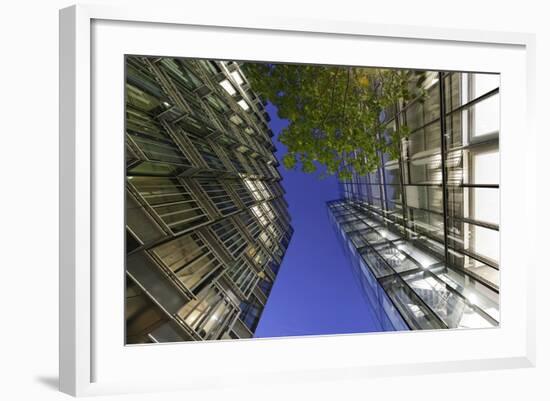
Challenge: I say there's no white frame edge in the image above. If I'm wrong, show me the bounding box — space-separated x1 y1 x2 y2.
59 3 536 397
60 5 92 397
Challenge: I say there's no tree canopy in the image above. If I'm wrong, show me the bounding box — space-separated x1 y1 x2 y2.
242 63 426 180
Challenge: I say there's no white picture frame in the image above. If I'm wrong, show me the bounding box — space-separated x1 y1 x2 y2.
59 3 536 397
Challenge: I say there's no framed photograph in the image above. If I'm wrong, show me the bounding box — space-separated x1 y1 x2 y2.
59 4 536 396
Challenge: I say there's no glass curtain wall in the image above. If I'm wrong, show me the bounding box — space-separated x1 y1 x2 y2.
330 70 499 331
125 56 293 344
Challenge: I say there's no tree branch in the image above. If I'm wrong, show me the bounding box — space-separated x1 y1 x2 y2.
321 68 339 128
341 68 351 128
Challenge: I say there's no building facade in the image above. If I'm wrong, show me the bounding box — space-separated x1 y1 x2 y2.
328 71 500 331
125 56 292 343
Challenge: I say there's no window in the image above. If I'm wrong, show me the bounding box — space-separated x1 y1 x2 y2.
229 179 256 207
238 210 262 239
471 96 499 138
126 111 191 167
196 178 239 216
210 218 248 259
152 233 223 292
129 177 209 234
177 285 238 340
469 148 499 263
159 58 203 90
239 295 262 332
225 258 258 297
187 134 226 171
219 79 237 96
332 70 500 330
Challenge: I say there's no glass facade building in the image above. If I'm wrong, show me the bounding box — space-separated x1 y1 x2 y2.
125 56 292 344
328 71 500 331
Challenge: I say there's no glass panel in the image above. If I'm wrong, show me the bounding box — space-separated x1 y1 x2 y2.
210 218 248 259
196 178 239 216
433 265 499 321
471 188 499 227
152 233 223 291
471 95 499 138
381 275 445 330
178 285 238 340
472 73 499 99
471 149 499 184
402 271 495 328
129 176 209 234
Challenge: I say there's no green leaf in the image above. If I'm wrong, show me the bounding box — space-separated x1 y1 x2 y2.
243 63 417 178
282 153 297 170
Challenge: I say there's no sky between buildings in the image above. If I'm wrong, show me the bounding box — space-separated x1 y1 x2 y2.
254 103 383 338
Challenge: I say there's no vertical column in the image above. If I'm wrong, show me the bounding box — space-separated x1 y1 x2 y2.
438 72 450 266
395 103 409 239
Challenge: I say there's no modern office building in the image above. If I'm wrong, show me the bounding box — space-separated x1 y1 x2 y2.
328 71 500 331
125 56 293 344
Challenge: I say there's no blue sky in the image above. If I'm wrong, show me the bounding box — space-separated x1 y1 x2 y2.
254 103 383 338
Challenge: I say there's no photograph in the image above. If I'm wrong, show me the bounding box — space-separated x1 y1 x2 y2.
124 55 500 344
2 0 545 399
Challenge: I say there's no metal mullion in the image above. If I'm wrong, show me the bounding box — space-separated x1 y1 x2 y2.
381 241 427 273
157 207 200 219
445 262 499 293
219 229 242 249
169 246 207 274
395 182 499 189
195 296 224 334
406 224 499 271
140 148 184 160
456 247 499 270
216 224 239 242
126 185 174 235
356 230 448 329
138 181 187 189
233 260 249 285
132 136 180 151
446 136 498 154
396 109 410 241
436 73 452 270
180 296 211 329
125 134 149 163
145 154 187 165
378 146 390 216
145 59 192 115
459 217 499 231
173 248 212 275
445 87 499 118
375 272 448 329
236 265 252 289
210 305 235 341
211 195 233 204
202 184 224 192
132 143 183 161
459 183 499 189
212 199 234 210
138 181 188 190
415 267 499 326
356 201 446 255
187 258 217 286
406 203 498 231
190 260 221 292
408 116 440 138
401 269 463 327
152 198 197 208
243 276 260 298
142 191 188 199
126 272 201 341
166 214 206 228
